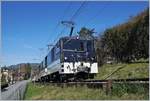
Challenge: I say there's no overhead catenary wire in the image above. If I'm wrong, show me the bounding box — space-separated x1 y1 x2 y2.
45 2 73 52
46 1 72 45
56 1 88 47
69 1 109 38
47 1 108 48
37 1 110 62
83 2 109 27
52 1 87 46
57 1 87 39
70 1 87 21
53 27 66 44
53 2 73 41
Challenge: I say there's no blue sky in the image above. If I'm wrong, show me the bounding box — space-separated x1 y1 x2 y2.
1 1 148 66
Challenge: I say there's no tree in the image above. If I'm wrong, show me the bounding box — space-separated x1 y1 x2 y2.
98 8 149 63
24 63 31 80
78 27 95 40
95 35 108 66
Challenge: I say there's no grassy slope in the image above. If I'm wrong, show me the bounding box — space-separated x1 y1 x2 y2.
25 83 106 100
95 62 149 80
25 83 148 100
25 62 149 100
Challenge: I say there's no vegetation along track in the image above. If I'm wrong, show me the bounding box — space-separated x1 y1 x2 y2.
34 78 149 94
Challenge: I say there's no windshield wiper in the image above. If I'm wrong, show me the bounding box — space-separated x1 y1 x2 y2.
63 49 85 52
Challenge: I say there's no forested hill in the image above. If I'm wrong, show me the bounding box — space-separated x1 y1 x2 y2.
1 63 39 71
96 8 149 65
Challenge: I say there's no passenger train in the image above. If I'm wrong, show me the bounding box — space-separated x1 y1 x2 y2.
37 36 98 82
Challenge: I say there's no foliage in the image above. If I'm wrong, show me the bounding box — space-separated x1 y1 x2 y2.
24 63 31 80
111 83 149 99
25 62 149 100
95 35 108 66
25 82 148 100
97 8 149 63
78 27 95 40
1 74 7 85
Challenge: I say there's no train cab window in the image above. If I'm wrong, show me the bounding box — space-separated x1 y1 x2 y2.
79 42 84 51
63 39 85 52
87 41 93 52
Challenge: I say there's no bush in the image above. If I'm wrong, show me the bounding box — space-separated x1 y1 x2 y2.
112 83 149 98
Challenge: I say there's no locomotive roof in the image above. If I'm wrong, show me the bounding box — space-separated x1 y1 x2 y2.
60 35 95 41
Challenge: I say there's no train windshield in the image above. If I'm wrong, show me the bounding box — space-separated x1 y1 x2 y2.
63 39 93 52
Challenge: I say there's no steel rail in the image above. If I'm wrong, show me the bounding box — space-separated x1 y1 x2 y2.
34 78 149 85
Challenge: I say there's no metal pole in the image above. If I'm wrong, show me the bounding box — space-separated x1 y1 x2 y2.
69 27 74 37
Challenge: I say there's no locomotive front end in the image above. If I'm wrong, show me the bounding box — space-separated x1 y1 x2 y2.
60 37 98 79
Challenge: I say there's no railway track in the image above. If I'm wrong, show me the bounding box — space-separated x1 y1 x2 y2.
35 78 149 86
34 78 149 95
84 78 149 83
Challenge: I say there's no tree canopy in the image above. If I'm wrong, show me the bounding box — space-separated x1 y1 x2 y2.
78 8 148 66
78 27 95 40
98 8 149 63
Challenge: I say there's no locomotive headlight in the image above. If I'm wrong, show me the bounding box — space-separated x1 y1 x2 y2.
45 68 48 72
64 57 68 60
92 56 96 60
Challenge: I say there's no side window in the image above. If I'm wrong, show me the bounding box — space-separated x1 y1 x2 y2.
45 56 47 68
79 42 84 51
43 60 45 68
55 42 60 60
87 41 92 52
51 42 60 62
38 65 40 71
47 52 51 66
51 47 55 62
41 62 43 70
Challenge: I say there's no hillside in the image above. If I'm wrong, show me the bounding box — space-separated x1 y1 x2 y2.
96 8 149 65
94 62 149 80
7 63 39 69
1 63 39 81
25 62 149 100
25 83 148 100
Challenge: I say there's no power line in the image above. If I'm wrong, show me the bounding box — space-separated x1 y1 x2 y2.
70 1 86 21
51 1 86 46
53 27 66 44
45 21 60 44
44 2 73 53
83 2 109 27
46 1 87 53
46 2 72 44
51 2 72 43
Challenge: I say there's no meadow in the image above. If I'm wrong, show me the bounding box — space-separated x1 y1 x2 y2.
24 82 148 100
25 62 149 100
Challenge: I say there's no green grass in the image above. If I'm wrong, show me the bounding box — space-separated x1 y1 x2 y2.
95 62 149 79
25 83 106 100
24 82 149 100
25 62 149 100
